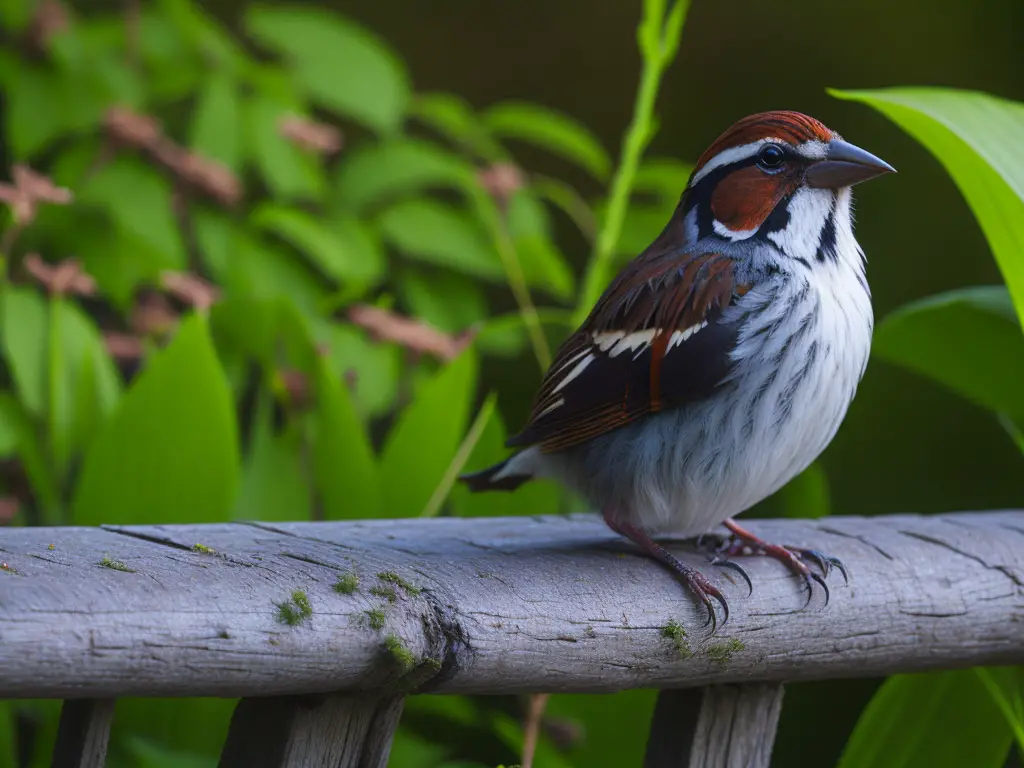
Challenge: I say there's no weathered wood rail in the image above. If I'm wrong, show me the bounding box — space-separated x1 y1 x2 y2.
1 511 1023 767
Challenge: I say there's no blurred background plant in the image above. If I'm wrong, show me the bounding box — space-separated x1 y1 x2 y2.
0 0 1022 766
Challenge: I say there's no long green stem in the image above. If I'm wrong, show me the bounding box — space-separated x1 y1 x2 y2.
974 667 1024 754
574 0 690 326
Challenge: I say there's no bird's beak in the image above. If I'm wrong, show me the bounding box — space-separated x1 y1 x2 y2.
805 138 896 189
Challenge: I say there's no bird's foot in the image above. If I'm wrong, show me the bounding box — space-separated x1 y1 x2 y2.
698 519 848 607
604 513 732 633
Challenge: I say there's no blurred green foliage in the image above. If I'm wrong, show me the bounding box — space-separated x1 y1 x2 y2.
0 0 1021 766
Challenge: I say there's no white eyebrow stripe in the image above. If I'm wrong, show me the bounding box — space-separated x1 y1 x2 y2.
690 139 781 185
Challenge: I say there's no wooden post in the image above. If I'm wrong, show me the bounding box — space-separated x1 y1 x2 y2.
218 693 405 768
644 683 785 768
50 699 115 768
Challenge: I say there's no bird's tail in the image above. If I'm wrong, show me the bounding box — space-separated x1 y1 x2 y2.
458 457 533 493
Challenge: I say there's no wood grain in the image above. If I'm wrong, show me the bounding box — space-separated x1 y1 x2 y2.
644 684 785 767
218 693 403 768
0 511 1021 699
50 699 115 768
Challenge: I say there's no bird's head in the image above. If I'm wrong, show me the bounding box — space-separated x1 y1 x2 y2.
675 110 895 265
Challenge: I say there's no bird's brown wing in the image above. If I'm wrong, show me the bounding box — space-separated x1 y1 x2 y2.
506 251 749 453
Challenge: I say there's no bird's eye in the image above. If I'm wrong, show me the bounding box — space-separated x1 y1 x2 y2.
757 144 785 171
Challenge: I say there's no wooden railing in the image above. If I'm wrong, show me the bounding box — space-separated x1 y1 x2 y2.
2 510 1023 767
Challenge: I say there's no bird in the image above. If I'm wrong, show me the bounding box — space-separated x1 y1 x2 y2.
459 110 895 630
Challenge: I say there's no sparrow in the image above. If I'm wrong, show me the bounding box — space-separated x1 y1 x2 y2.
460 111 895 629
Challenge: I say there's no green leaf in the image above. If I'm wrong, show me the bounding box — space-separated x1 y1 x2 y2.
72 314 240 526
223 233 327 315
379 350 477 517
0 697 13 768
328 214 387 288
483 101 610 180
233 392 310 522
333 139 476 211
245 5 409 133
449 406 563 518
190 71 243 173
633 156 693 200
245 94 324 201
79 157 187 271
873 286 1024 419
410 92 506 161
377 199 503 280
839 668 1014 768
831 87 1024 327
192 207 236 280
398 268 488 334
251 203 360 283
318 324 400 419
124 736 217 768
311 355 379 519
474 308 574 359
421 392 497 518
3 287 48 415
112 697 233 768
0 394 59 514
775 461 830 519
974 667 1024 754
46 297 123 479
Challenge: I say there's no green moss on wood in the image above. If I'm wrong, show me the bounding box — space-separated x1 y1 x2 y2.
384 633 416 672
707 638 744 664
364 607 387 631
191 543 216 554
369 584 398 602
334 572 360 594
99 556 135 573
276 589 313 626
377 571 421 596
661 619 692 658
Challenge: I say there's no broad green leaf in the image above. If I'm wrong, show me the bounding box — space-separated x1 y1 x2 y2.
192 207 236 280
379 350 477 517
72 314 240 526
2 287 48 415
398 268 488 334
530 175 598 242
333 139 475 211
223 233 327 315
873 286 1024 420
377 200 503 281
0 696 14 768
46 297 123 479
516 236 575 301
251 203 358 282
233 392 310 522
547 690 659 768
245 94 324 201
839 668 1014 768
79 157 187 270
245 5 409 133
831 87 1024 327
124 737 217 768
190 71 243 173
310 355 379 519
449 406 563 518
410 92 506 160
0 394 59 514
318 324 401 419
111 697 233 768
158 0 250 75
474 308 574 359
633 157 693 200
421 392 497 517
975 667 1024 754
7 67 82 158
328 214 387 288
0 396 15 457
484 101 610 180
775 461 830 519
1 288 120 442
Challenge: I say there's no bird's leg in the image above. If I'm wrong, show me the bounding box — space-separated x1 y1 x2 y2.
602 507 730 632
708 518 849 606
